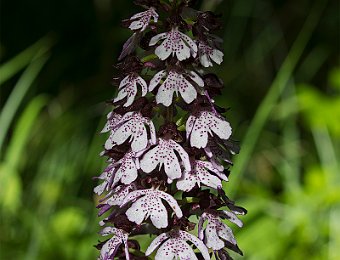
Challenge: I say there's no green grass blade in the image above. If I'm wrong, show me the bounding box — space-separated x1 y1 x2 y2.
227 0 328 196
5 95 49 168
0 35 54 86
0 54 49 154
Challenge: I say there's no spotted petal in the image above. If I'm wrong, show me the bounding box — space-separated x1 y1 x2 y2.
145 230 210 260
177 160 228 192
94 164 116 195
149 70 204 106
121 189 182 229
198 212 238 251
198 41 224 67
150 27 197 61
128 7 158 32
101 184 136 207
114 74 147 107
140 138 191 181
101 112 122 133
99 227 130 260
112 152 138 187
105 112 156 152
186 111 232 149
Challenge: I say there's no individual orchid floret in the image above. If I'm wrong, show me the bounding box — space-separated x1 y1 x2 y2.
140 138 191 182
186 111 232 149
94 162 116 196
121 189 183 229
176 159 228 192
149 70 204 106
114 73 148 107
198 41 224 67
99 227 130 260
198 211 242 251
111 151 139 187
149 27 198 61
145 230 210 260
104 111 156 152
127 7 158 32
101 184 137 207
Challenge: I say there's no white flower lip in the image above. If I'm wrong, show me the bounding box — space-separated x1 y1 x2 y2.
99 227 130 260
149 69 204 107
198 211 240 251
186 110 232 149
176 159 228 192
114 73 148 107
120 189 183 229
149 27 198 61
128 7 159 32
104 111 156 152
145 230 210 260
198 41 224 67
140 138 191 182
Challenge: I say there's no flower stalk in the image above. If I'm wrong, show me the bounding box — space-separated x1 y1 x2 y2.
94 0 246 259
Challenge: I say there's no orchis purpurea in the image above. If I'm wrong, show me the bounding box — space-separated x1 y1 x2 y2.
94 1 246 259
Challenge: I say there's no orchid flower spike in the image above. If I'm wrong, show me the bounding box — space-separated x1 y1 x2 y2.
95 1 246 260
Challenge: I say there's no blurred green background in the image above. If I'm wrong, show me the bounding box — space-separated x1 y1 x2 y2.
0 0 339 259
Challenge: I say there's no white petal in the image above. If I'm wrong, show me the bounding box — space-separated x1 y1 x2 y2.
150 198 168 228
178 79 197 104
155 239 177 260
186 115 196 139
158 191 183 218
136 76 148 96
173 142 191 172
119 75 130 89
176 171 196 192
200 171 222 189
149 70 166 91
129 20 144 30
205 221 225 250
210 49 224 65
114 88 128 103
156 81 175 106
149 32 167 46
188 71 204 87
217 222 237 245
190 119 209 148
146 120 157 145
163 149 182 180
179 231 210 260
131 123 148 152
179 31 198 54
99 226 116 236
106 123 132 149
113 155 138 185
121 189 148 206
175 40 191 61
94 182 107 195
222 210 243 227
155 40 172 60
125 196 148 224
100 237 121 259
177 241 198 260
145 233 169 256
209 115 232 140
198 215 206 240
200 53 212 67
140 146 159 173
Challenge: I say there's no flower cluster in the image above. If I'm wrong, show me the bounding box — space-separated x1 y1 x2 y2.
94 1 246 259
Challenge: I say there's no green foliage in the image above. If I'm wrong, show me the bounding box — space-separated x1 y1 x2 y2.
0 0 339 259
